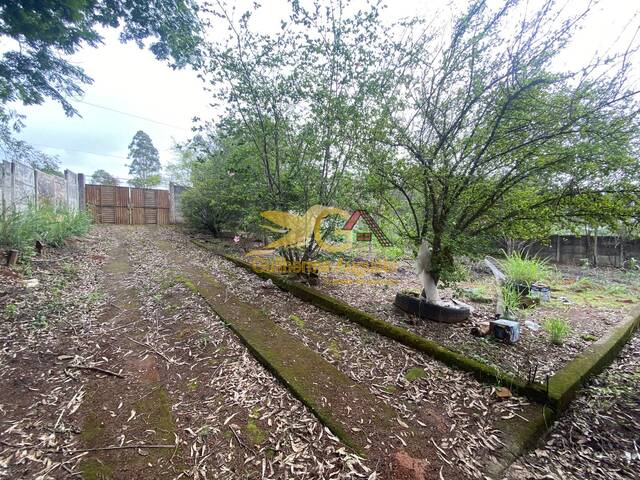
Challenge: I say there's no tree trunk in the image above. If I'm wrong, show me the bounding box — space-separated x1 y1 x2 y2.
416 240 440 303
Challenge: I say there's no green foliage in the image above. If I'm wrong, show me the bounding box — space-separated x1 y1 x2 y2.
127 131 161 187
0 0 202 116
364 0 640 284
404 367 426 382
91 169 119 185
501 284 521 314
177 126 267 235
2 303 17 320
543 317 571 345
0 203 92 258
501 251 550 286
188 0 388 261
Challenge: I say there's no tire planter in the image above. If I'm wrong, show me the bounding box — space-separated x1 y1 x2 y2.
394 291 471 324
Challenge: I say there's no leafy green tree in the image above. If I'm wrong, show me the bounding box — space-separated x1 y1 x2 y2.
202 0 387 262
91 169 119 185
177 124 266 234
367 0 640 298
127 130 161 187
0 0 203 116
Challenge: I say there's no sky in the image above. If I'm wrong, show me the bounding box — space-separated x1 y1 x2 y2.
9 0 640 184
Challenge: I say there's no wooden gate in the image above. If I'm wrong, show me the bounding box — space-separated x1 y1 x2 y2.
85 184 170 225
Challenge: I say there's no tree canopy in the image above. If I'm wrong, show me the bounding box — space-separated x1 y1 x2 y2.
127 130 161 187
0 0 203 116
91 169 119 185
146 0 640 284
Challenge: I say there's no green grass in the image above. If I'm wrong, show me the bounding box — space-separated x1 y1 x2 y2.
501 250 550 286
2 303 18 320
543 317 571 345
404 367 426 382
501 283 521 314
0 203 91 260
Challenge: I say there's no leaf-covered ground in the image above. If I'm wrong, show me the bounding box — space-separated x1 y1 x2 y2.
1 225 637 480
312 257 639 379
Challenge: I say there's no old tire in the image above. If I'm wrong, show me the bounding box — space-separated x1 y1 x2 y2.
394 291 470 323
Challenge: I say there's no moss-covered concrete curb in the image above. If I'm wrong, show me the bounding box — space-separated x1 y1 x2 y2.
192 242 548 404
487 402 556 478
191 241 640 478
548 306 640 411
202 244 640 407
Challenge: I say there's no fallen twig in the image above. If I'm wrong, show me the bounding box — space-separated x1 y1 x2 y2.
228 426 256 454
126 336 171 363
56 444 176 453
67 365 125 379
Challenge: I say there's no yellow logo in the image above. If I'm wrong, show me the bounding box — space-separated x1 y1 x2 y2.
248 204 352 255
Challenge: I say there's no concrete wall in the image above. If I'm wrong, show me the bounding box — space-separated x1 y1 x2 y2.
169 182 187 224
528 235 640 267
0 160 81 213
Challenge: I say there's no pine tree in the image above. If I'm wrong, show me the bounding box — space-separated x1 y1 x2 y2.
127 130 161 187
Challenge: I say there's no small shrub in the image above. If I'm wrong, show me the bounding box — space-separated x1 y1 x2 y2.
3 303 18 320
543 317 571 345
501 250 550 286
0 203 91 259
501 283 521 314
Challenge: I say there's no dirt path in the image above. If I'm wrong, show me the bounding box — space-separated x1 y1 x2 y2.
1 225 557 479
168 249 459 478
0 227 369 479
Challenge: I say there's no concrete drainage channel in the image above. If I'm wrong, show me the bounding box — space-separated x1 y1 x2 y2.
192 239 640 478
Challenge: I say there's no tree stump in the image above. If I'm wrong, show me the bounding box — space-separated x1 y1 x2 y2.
7 250 19 266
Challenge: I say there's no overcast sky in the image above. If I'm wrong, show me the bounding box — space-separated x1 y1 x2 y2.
10 0 639 183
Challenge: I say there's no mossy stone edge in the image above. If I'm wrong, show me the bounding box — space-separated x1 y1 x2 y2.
548 305 640 411
191 241 639 478
207 245 548 403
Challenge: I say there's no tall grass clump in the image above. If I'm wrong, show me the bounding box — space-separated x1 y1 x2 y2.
543 317 571 345
500 250 550 286
0 203 92 259
500 283 521 316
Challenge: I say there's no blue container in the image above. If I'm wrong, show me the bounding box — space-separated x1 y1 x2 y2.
490 319 520 344
530 283 551 302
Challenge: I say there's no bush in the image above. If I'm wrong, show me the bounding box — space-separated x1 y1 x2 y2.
0 203 92 259
543 317 571 345
501 250 550 286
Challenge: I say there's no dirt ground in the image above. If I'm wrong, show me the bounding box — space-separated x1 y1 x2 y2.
309 256 640 379
1 225 638 480
503 330 640 480
0 227 369 479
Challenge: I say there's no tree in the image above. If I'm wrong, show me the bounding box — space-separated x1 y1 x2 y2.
177 124 266 235
127 130 161 187
202 0 387 264
368 0 640 300
91 169 119 185
0 0 203 116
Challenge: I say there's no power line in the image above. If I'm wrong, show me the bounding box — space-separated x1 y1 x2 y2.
73 99 191 131
34 143 176 160
33 144 129 161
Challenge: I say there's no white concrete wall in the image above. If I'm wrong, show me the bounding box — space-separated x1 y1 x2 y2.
0 160 81 213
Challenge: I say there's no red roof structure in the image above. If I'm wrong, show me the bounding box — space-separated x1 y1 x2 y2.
342 210 392 246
